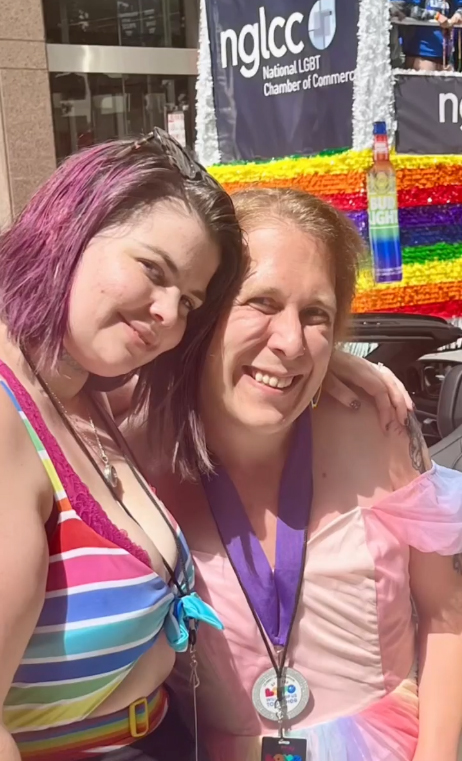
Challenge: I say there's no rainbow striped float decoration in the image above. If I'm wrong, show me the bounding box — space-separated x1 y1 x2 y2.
210 150 462 321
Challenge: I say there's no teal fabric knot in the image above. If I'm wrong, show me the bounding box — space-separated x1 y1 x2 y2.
165 592 224 652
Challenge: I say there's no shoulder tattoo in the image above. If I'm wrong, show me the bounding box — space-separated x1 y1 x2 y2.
453 555 462 575
404 413 427 475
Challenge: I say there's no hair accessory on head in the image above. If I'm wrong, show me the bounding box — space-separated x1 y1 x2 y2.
125 127 219 189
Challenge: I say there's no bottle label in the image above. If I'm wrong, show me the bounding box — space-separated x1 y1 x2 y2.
367 170 402 283
368 172 399 229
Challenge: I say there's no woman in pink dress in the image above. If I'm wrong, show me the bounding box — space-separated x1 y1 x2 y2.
135 188 462 761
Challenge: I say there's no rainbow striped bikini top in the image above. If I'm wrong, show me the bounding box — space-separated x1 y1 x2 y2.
0 362 222 735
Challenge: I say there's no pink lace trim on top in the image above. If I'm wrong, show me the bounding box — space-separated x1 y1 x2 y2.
0 360 152 569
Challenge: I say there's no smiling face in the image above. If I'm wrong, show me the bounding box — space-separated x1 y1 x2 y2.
65 198 220 377
200 221 337 437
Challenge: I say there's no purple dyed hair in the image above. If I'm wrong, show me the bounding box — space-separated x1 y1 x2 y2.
0 138 243 479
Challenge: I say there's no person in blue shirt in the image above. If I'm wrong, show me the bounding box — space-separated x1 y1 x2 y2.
391 0 462 69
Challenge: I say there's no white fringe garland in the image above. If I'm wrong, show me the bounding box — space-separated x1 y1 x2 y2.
352 0 395 149
195 0 220 166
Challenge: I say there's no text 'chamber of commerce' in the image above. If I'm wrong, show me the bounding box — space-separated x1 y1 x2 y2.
205 0 360 161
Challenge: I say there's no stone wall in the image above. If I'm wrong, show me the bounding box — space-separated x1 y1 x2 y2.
0 0 56 226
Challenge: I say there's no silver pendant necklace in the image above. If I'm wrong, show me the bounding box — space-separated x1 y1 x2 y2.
88 414 119 489
52 396 119 491
21 349 119 490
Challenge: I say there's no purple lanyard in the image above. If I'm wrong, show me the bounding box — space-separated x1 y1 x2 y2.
202 411 312 652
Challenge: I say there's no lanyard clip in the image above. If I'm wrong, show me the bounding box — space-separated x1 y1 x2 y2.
188 618 197 649
275 700 286 740
188 619 200 691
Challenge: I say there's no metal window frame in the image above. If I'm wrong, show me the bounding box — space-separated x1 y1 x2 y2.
46 44 198 76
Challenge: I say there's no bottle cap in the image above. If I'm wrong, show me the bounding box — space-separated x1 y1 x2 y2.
373 121 387 136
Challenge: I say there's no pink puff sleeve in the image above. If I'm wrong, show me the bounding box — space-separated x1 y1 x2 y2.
371 464 462 554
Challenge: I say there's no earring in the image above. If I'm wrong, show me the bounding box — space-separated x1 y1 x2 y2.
311 385 322 409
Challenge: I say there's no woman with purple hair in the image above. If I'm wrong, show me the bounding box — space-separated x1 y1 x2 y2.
0 130 411 761
0 131 243 761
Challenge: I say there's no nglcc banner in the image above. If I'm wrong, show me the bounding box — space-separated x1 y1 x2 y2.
206 0 360 161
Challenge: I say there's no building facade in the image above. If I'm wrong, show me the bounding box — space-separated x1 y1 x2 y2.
0 0 198 224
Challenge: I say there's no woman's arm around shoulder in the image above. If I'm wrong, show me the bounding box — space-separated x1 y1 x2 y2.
385 412 432 488
318 388 430 495
0 390 52 759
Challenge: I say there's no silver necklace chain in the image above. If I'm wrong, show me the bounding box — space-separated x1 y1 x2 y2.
87 414 119 489
24 359 119 490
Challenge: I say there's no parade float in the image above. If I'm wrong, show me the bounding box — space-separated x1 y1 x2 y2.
196 0 462 327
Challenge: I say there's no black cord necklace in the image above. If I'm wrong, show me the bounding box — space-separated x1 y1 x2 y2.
21 347 190 597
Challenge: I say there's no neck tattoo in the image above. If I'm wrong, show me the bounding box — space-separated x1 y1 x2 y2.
61 349 86 376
